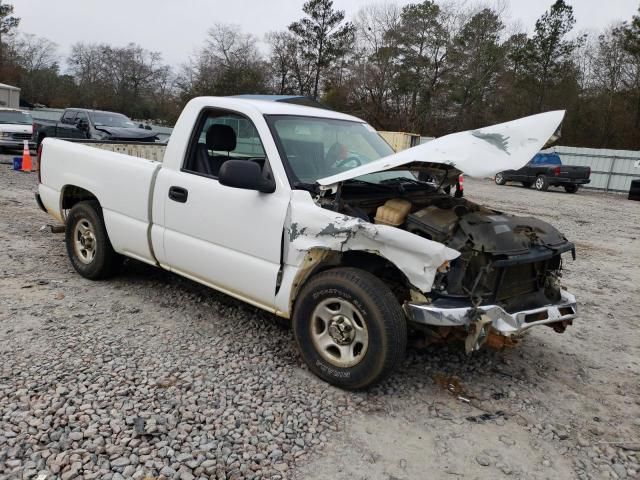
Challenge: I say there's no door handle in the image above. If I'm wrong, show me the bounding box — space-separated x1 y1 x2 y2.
168 186 188 203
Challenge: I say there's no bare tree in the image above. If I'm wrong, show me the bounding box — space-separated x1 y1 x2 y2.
266 31 299 94
177 23 268 99
0 0 19 68
13 33 58 72
350 3 401 126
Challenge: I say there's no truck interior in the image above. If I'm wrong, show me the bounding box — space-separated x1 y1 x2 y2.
183 110 270 180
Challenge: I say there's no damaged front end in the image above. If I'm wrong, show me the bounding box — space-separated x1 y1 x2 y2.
309 110 578 352
399 195 578 351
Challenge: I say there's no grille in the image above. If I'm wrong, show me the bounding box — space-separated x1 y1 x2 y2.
11 133 32 141
495 262 545 301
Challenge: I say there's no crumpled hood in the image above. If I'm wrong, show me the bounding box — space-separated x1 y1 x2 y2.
458 212 569 256
318 110 565 186
96 126 157 140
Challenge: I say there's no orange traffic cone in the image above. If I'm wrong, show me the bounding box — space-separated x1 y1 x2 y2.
21 140 32 173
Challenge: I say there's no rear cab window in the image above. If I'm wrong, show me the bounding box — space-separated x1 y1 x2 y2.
532 154 561 166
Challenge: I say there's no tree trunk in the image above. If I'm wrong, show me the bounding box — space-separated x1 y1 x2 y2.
313 37 324 100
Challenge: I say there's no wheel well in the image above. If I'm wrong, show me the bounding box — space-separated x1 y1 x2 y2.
61 185 99 211
290 249 413 311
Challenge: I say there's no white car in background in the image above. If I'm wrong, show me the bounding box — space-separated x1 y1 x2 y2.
0 108 33 151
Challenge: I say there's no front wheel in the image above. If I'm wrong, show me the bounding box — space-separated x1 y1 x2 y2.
564 184 579 193
494 172 506 185
293 267 407 390
65 201 122 280
535 175 549 191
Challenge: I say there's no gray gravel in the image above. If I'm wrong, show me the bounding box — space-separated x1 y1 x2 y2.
1 160 639 480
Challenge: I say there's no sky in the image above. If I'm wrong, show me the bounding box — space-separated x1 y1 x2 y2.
11 0 640 68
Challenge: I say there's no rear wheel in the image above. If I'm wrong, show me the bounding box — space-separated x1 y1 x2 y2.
494 172 506 185
293 267 407 390
564 184 579 193
535 175 549 191
65 201 122 279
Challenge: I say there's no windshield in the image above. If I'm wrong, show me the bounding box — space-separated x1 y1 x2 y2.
90 112 136 128
0 110 32 125
268 115 414 185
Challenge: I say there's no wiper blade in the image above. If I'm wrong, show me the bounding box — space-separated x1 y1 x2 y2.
380 177 429 186
343 179 395 190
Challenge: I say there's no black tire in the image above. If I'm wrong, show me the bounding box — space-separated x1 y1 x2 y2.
522 181 532 188
65 201 122 280
534 175 549 191
494 172 507 185
564 184 579 193
292 267 407 390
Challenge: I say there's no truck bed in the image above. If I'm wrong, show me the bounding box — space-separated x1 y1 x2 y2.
74 140 167 162
38 138 162 265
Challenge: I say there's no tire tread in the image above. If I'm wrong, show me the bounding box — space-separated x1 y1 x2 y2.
293 267 407 389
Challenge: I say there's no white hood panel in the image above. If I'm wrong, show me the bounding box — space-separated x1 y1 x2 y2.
317 110 565 186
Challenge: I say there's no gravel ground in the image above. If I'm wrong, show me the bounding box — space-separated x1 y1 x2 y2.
0 154 639 480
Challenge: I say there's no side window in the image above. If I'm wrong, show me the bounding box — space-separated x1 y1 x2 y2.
183 109 268 179
61 111 76 125
75 112 89 124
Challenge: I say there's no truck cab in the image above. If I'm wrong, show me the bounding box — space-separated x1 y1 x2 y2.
33 108 158 146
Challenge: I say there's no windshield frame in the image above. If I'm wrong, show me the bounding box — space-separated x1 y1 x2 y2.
0 110 33 125
264 114 396 189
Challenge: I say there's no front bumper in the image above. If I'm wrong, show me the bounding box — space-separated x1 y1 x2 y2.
405 290 577 350
551 177 591 185
0 139 35 149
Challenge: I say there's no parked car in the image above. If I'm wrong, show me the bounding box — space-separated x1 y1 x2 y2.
494 152 590 193
36 99 578 389
32 108 158 147
0 108 33 151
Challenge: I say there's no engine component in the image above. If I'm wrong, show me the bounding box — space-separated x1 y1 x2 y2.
374 198 412 226
406 205 459 243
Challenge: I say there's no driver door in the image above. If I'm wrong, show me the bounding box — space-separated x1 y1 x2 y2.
157 108 289 311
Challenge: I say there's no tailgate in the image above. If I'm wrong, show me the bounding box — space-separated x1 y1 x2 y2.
561 166 590 179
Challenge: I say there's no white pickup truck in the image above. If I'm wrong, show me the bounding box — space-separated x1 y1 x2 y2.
36 97 578 389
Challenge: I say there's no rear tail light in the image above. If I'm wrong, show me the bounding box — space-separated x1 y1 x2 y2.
458 174 464 191
37 144 43 183
553 166 561 176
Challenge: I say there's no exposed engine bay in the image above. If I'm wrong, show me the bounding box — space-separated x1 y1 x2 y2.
317 183 575 315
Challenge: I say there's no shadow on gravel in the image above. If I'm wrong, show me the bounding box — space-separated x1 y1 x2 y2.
114 256 557 405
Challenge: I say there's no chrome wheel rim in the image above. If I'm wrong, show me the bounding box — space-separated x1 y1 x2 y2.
310 298 369 368
495 173 503 184
536 177 544 189
73 218 97 264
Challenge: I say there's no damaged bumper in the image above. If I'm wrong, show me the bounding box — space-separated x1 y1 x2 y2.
405 290 577 351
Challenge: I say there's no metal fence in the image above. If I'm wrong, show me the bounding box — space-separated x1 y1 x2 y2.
544 146 640 193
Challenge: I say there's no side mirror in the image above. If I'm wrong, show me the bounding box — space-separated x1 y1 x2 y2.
218 160 275 193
